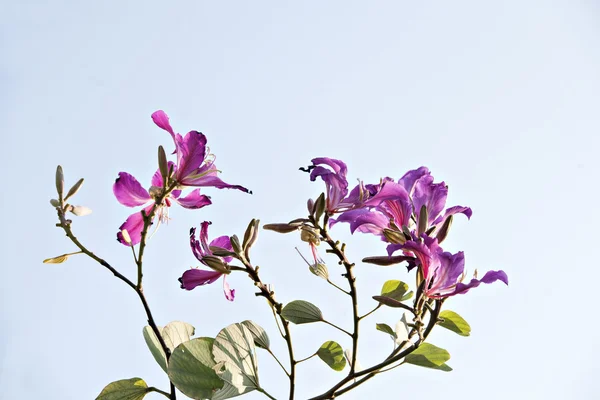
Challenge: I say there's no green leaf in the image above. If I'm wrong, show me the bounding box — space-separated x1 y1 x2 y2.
372 296 411 309
167 337 224 400
405 343 451 369
163 321 196 350
317 341 346 371
380 280 413 301
241 320 271 349
143 321 195 373
438 310 471 337
212 323 260 398
281 300 324 324
142 326 167 373
96 378 149 400
375 323 396 338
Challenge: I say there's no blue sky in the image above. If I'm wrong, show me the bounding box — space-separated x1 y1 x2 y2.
2 1 599 399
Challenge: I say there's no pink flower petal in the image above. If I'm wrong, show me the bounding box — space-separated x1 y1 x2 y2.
173 189 212 209
116 204 155 245
223 275 235 301
113 172 151 207
179 268 222 290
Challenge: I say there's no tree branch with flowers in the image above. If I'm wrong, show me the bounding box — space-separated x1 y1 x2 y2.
46 110 508 400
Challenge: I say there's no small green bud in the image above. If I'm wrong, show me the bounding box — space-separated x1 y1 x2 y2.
55 165 64 198
417 205 428 236
50 199 61 207
202 255 230 274
158 145 169 184
383 228 406 244
64 178 84 202
435 215 453 244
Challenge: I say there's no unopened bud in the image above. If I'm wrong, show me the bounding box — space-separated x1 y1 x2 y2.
417 205 428 236
383 228 407 244
202 255 229 273
64 178 84 201
307 198 315 214
263 223 300 234
50 199 61 207
243 219 260 252
55 165 64 198
313 192 326 222
230 235 242 255
158 145 169 184
68 205 92 216
435 215 453 244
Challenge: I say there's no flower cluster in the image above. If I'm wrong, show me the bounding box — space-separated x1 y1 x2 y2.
307 157 508 298
113 111 249 245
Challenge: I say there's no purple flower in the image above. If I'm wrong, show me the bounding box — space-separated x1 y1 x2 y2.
406 167 471 234
179 221 235 301
151 110 250 192
400 236 508 298
334 167 472 243
308 157 349 214
113 167 211 245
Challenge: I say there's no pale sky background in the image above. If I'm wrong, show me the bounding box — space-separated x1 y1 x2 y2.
2 1 599 399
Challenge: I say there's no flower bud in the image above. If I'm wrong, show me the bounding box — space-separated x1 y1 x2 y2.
435 215 453 244
263 223 300 233
383 228 406 244
202 255 230 274
417 205 428 236
50 199 61 207
68 205 92 216
309 263 329 280
158 145 169 184
243 219 260 252
313 192 326 222
64 178 84 202
230 235 243 255
55 165 64 198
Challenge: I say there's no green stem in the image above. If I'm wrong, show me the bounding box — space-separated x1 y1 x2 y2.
148 387 171 398
55 196 178 400
307 300 442 399
242 261 296 400
267 348 290 377
322 320 352 337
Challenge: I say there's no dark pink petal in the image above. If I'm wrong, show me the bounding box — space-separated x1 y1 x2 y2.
412 180 448 225
116 204 155 245
189 222 211 262
309 158 349 212
179 268 222 290
175 131 207 184
151 162 177 188
152 110 176 136
174 189 212 209
113 172 151 207
432 206 473 227
222 275 235 301
451 270 509 296
182 172 250 193
210 235 234 263
428 251 465 296
398 167 430 194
